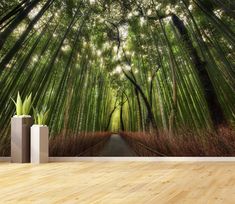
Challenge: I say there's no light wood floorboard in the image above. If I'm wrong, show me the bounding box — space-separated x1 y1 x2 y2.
0 162 235 203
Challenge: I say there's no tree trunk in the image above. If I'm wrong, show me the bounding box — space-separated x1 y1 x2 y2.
123 70 158 133
105 106 117 131
134 87 143 130
120 93 125 131
158 15 178 135
193 0 235 45
0 0 29 26
49 10 86 128
0 0 40 50
171 13 226 127
169 52 177 136
0 0 53 73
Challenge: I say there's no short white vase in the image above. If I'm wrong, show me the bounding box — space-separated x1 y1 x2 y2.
30 125 48 163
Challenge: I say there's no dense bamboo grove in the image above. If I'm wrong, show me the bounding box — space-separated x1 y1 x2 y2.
0 0 234 155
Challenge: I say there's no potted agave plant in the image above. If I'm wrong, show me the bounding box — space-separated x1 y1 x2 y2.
31 108 49 163
11 92 33 163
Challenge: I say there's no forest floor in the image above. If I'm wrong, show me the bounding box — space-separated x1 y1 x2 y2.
120 126 235 156
2 127 234 157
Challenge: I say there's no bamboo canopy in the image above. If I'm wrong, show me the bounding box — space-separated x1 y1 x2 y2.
0 0 234 154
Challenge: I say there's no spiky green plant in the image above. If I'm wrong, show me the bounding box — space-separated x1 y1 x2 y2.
11 92 32 116
11 92 22 116
34 108 49 125
22 93 32 115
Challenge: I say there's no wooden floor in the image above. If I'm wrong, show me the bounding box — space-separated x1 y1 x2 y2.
0 162 235 204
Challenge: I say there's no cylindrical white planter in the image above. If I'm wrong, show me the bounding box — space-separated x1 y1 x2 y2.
11 115 33 163
31 125 49 163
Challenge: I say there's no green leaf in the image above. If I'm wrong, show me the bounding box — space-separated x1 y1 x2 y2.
22 93 32 115
16 92 22 116
33 107 49 125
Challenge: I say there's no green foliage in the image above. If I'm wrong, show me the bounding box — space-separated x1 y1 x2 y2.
22 93 32 115
0 0 234 144
11 92 22 116
33 108 49 126
11 92 32 116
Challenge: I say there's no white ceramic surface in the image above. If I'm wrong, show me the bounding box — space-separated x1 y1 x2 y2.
30 125 48 163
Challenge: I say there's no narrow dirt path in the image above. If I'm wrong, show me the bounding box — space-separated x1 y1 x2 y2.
99 134 137 156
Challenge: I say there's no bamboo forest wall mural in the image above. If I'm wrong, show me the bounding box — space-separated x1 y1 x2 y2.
0 0 234 157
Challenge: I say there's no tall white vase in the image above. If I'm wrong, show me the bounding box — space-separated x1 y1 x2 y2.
30 125 48 163
11 115 33 163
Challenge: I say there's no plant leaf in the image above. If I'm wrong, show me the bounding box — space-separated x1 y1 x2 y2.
16 92 22 116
